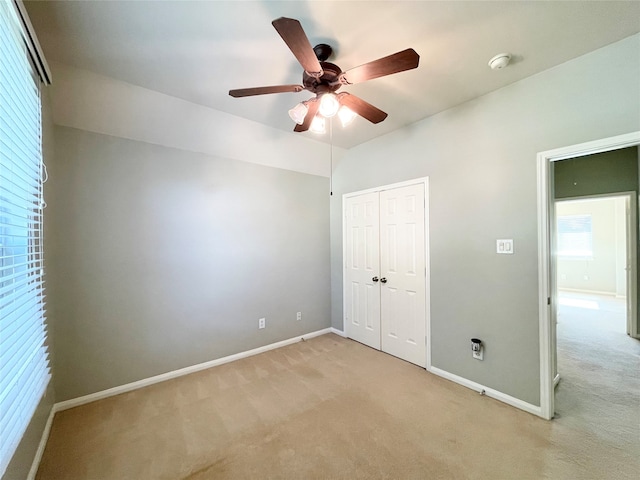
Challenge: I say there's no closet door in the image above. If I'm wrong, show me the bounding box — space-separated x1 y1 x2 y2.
379 183 426 367
344 192 381 349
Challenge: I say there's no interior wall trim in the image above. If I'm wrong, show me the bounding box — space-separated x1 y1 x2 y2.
557 288 621 297
329 327 347 337
26 406 55 480
429 366 543 418
53 328 335 413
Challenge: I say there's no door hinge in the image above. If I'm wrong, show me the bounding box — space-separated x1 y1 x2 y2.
547 297 551 305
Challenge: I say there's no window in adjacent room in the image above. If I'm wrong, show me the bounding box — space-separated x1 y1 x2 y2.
557 214 593 258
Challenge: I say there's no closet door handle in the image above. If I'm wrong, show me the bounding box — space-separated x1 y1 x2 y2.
380 277 387 284
372 276 379 282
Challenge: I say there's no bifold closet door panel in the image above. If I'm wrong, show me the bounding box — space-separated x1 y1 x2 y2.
344 192 381 350
379 184 426 367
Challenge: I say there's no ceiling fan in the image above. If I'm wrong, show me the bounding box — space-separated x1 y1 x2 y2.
229 17 420 133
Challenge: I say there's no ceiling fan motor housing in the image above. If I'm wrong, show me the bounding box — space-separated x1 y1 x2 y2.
313 43 333 62
303 61 342 93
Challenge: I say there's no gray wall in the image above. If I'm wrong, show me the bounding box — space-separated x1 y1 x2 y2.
48 127 331 401
330 34 640 406
555 146 640 334
3 89 56 480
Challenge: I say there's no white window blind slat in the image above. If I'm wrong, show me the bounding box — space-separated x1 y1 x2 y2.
0 261 41 278
0 104 41 144
0 201 42 215
0 323 43 400
0 280 44 311
0 151 41 177
0 0 50 475
0 300 42 347
0 84 39 141
0 88 40 133
0 338 45 408
0 127 42 173
0 355 49 462
0 215 42 233
0 349 46 421
0 179 41 202
0 361 48 444
0 122 41 162
0 290 42 331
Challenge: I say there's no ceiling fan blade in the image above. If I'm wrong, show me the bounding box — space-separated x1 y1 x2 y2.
339 93 388 124
229 84 305 97
339 48 420 85
272 17 323 78
294 98 320 132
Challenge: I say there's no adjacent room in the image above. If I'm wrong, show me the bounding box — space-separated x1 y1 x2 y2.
1 1 639 479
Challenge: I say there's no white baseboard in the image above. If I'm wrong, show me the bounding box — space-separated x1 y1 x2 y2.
29 327 337 477
55 327 334 412
429 366 543 418
558 288 617 297
30 329 541 477
330 327 347 337
26 406 56 480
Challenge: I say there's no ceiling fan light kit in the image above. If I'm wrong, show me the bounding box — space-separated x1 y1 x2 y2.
488 53 511 70
338 106 357 127
310 116 326 134
288 101 308 124
318 93 340 118
228 17 420 134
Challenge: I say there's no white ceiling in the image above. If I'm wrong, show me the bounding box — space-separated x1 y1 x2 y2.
25 0 640 149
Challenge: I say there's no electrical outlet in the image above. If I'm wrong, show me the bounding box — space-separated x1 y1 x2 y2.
473 349 484 360
259 318 265 329
296 312 302 321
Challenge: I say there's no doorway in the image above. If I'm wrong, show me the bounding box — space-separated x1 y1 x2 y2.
537 131 640 419
556 195 636 330
343 178 430 368
553 194 637 390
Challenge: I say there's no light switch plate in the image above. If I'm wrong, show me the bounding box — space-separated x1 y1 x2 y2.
496 239 514 254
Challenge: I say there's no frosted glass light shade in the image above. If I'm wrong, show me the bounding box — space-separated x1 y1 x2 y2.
338 106 357 127
318 93 340 118
288 102 308 125
309 116 326 134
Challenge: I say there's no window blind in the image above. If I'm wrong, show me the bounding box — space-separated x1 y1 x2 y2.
0 0 50 476
557 214 593 257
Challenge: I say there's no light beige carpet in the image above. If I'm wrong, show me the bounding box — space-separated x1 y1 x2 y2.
37 333 638 479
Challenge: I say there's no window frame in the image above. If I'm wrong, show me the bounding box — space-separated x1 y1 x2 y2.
0 0 51 476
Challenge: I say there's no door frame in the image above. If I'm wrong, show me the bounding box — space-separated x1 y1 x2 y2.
537 131 640 420
342 177 431 369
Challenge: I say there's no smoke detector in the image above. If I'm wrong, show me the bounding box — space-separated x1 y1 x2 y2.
488 53 511 70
